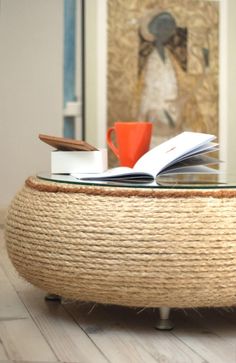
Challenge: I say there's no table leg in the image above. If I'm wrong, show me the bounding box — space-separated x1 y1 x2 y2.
155 306 174 330
44 294 61 302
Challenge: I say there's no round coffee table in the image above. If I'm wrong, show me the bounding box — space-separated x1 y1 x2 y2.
5 173 236 330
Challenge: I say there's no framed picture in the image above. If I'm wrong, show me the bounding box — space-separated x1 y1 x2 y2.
84 0 235 172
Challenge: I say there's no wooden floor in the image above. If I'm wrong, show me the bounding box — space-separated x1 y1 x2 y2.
1 228 236 363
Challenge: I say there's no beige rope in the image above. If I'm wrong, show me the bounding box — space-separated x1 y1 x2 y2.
26 176 236 198
5 176 236 308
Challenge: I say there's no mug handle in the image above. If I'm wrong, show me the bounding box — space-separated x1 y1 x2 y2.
106 127 119 158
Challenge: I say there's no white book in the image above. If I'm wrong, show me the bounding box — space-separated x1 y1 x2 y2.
72 132 220 183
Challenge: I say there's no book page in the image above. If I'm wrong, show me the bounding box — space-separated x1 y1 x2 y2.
160 165 220 175
133 132 216 176
72 167 133 179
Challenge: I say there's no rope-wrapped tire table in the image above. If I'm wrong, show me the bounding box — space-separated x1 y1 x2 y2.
5 176 236 317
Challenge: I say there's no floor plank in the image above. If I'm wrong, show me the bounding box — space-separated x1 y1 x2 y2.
0 265 57 362
0 230 109 363
188 308 236 349
0 342 8 360
65 303 205 363
0 362 59 363
18 289 109 363
0 318 58 362
0 263 28 320
0 231 57 362
217 307 236 328
173 309 236 363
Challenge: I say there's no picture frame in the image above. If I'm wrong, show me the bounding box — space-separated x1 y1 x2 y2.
83 0 235 175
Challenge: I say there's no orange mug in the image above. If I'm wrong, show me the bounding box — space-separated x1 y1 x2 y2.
106 121 152 167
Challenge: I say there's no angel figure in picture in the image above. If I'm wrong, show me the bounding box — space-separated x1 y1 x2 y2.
137 9 206 144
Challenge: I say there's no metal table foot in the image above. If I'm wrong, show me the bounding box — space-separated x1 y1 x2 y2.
44 293 61 302
156 307 174 331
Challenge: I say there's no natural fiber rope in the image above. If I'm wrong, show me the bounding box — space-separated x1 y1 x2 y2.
5 176 236 308
26 176 236 198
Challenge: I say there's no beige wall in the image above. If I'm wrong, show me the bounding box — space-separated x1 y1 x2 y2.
0 0 63 208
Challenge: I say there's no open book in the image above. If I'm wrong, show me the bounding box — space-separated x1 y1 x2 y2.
72 132 220 183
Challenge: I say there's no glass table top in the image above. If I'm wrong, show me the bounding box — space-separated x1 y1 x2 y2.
37 172 236 190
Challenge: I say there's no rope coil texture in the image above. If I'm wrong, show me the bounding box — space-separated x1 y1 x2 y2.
5 176 236 308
